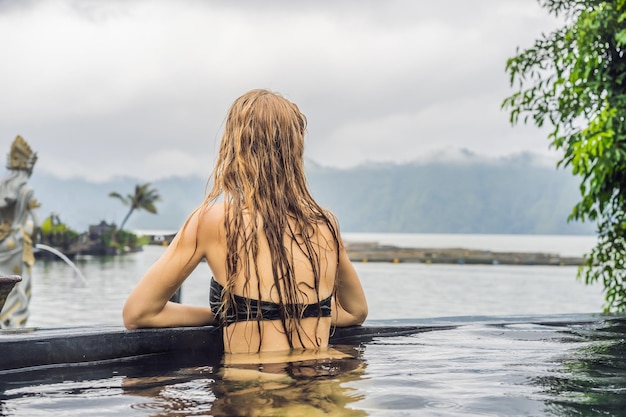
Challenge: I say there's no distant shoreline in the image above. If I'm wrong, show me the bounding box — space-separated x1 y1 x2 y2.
344 241 584 266
341 232 595 259
134 231 590 266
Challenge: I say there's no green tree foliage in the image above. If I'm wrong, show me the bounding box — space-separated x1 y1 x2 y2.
40 213 79 250
109 183 161 232
502 0 626 311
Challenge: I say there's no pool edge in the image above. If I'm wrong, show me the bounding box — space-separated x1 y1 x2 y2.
0 324 438 374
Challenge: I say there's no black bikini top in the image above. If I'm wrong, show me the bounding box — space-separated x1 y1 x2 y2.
209 277 332 325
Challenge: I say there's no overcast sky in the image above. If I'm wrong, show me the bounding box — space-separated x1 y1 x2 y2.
0 0 561 182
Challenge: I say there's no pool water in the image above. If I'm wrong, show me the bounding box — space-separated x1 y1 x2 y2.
1 315 625 416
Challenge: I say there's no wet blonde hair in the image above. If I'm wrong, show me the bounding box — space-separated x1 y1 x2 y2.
205 89 339 348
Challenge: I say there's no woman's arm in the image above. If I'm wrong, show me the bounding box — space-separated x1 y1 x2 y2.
123 209 217 329
332 243 368 327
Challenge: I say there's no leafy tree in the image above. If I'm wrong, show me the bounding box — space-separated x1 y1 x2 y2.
40 213 69 235
40 213 79 250
502 0 626 311
109 183 161 232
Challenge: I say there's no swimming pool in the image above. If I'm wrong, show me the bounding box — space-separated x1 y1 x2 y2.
1 314 624 416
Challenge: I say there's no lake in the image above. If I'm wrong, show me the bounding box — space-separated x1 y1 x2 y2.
28 233 604 327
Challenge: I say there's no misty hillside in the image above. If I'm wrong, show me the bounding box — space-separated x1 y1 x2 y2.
28 156 594 235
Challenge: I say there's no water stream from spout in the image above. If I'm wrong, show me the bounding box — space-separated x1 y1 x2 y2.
35 243 87 285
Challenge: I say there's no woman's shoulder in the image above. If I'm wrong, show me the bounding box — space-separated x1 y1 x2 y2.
190 200 225 220
181 201 226 239
318 208 341 235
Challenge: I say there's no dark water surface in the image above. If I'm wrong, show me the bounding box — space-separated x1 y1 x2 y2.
1 315 625 416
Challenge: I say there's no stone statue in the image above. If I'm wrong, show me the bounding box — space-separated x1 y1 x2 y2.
0 136 40 328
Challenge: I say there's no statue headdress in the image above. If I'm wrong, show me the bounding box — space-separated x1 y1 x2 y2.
7 136 37 175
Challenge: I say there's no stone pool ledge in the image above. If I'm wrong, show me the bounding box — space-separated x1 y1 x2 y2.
0 324 447 374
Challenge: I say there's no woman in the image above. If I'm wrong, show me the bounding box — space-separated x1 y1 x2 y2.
123 89 367 355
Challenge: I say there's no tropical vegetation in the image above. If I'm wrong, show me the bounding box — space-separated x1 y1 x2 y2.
36 184 161 259
39 213 80 252
38 214 147 257
109 183 161 232
502 0 626 311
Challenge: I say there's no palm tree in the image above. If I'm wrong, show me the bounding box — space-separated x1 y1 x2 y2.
109 183 161 232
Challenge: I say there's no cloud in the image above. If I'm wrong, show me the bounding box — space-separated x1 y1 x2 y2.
0 0 563 180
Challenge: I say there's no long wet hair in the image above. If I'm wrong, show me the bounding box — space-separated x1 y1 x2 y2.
204 89 340 349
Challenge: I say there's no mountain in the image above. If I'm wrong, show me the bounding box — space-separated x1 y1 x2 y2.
307 154 593 235
28 155 594 235
28 175 207 233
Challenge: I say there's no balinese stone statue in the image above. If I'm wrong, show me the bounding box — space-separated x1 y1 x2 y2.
0 136 40 328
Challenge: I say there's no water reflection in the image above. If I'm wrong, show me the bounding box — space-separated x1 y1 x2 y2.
530 318 626 416
4 318 626 416
122 345 368 417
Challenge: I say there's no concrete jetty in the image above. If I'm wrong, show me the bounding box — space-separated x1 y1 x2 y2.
345 241 584 266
